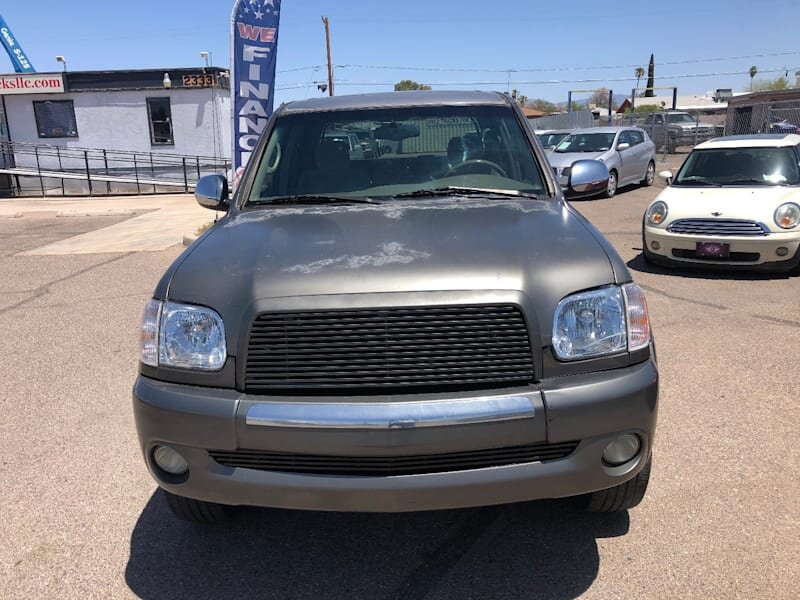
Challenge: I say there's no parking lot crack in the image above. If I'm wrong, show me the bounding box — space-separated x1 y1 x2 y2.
0 254 132 316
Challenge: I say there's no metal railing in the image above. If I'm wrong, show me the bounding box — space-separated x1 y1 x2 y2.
0 141 231 197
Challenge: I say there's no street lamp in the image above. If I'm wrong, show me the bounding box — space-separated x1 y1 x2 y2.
55 55 67 72
200 51 211 69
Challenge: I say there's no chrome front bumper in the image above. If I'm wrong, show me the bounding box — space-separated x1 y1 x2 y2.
133 359 658 512
245 396 536 429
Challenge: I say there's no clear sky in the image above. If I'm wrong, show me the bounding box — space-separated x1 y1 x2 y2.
2 0 799 105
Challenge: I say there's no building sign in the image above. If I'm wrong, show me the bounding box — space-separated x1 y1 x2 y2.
0 73 64 95
231 0 281 174
182 74 216 88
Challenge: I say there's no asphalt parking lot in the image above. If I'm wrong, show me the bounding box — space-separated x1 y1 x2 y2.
1 180 798 598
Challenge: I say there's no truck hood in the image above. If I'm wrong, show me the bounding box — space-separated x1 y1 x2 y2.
165 199 619 344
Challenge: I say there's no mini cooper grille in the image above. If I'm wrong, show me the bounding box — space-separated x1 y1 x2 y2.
667 218 769 236
209 442 579 476
244 305 535 393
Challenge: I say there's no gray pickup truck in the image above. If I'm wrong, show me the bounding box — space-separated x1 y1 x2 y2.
133 90 658 523
641 111 717 152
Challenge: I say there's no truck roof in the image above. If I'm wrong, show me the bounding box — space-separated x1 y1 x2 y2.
280 91 510 114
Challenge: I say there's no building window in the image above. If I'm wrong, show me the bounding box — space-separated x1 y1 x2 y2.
33 100 78 138
147 97 174 145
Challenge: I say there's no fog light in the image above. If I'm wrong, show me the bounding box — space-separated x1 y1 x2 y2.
603 434 641 466
650 241 661 250
776 247 788 257
153 445 189 475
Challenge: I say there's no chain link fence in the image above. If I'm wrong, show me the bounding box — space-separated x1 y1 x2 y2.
725 99 800 137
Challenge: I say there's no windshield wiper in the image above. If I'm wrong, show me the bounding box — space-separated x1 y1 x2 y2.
250 194 380 206
393 186 538 199
724 178 768 185
676 177 722 187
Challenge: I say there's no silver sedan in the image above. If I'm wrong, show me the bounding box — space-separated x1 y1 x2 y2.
547 127 657 198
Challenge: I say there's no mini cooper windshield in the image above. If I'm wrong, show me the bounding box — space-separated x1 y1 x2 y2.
245 105 547 205
674 147 800 187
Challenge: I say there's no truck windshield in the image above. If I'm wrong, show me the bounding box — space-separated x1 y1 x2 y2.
666 113 696 124
674 147 800 186
245 105 546 204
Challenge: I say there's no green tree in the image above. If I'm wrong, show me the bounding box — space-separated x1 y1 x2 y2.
394 80 432 91
645 54 655 97
631 104 661 114
751 75 790 92
528 98 559 113
748 66 758 91
634 67 645 91
570 100 586 112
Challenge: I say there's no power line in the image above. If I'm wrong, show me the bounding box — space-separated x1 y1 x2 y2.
277 65 323 73
277 51 800 78
276 66 798 90
335 51 800 74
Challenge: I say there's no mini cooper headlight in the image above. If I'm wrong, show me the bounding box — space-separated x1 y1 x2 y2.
646 201 668 226
139 300 227 371
774 202 800 229
552 284 651 361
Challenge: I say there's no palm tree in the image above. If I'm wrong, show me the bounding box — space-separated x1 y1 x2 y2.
749 66 758 91
635 67 645 92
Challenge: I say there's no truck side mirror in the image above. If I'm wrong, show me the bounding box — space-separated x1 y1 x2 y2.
195 175 230 211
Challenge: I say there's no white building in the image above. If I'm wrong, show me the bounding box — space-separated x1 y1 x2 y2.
0 68 232 195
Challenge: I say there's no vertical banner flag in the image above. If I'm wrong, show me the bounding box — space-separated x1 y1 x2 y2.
231 0 281 176
0 14 36 73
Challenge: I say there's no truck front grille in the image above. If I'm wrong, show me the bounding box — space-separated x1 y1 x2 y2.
209 441 579 476
244 304 535 394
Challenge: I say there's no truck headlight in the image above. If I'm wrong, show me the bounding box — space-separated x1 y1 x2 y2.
138 300 227 371
552 284 651 361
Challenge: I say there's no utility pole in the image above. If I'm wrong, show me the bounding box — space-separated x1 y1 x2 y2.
321 16 334 96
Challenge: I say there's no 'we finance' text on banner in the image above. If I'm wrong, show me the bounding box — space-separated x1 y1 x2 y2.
231 0 281 175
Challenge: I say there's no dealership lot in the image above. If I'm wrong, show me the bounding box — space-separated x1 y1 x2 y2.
0 186 797 598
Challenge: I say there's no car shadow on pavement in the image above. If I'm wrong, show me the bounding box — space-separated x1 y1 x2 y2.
627 253 799 280
125 489 629 600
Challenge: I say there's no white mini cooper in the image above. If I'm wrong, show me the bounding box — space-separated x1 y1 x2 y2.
643 134 800 272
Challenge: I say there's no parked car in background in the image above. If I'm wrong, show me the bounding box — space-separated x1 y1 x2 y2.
643 134 800 272
323 131 365 160
134 90 659 523
548 127 657 198
535 129 573 151
641 111 717 152
768 115 799 134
